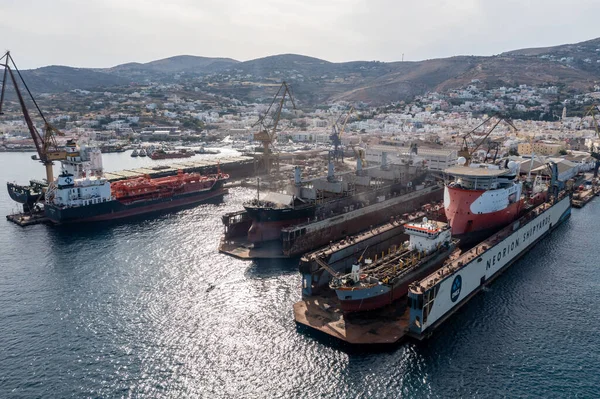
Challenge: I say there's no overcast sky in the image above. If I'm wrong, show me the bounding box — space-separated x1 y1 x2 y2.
2 0 599 69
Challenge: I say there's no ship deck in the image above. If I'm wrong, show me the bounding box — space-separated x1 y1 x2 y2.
294 293 410 345
103 156 254 182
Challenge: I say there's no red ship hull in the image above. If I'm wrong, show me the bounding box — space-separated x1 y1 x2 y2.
444 186 523 243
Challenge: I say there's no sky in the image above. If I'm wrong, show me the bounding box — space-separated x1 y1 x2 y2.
1 0 599 69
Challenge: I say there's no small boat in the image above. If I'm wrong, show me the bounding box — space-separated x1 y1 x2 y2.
131 149 139 157
31 154 39 160
139 148 147 157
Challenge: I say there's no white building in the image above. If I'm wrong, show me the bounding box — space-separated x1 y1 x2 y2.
365 144 458 171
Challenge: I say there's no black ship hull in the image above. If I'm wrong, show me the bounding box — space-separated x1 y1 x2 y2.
45 180 226 224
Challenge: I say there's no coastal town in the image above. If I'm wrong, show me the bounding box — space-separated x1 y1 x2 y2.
2 75 600 184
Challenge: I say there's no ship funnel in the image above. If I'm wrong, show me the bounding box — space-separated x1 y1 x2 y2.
381 152 388 168
294 166 302 186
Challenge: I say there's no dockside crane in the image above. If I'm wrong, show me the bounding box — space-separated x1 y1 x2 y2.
458 114 516 164
0 51 66 183
330 106 354 162
252 81 296 175
579 103 600 177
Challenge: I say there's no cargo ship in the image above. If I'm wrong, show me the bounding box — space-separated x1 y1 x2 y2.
220 157 444 259
407 162 571 339
44 169 228 224
150 149 194 160
444 159 547 246
330 219 457 312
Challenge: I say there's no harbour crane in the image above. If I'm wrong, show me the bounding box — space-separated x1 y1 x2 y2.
0 51 66 183
252 81 296 174
330 106 354 162
579 103 600 177
458 114 516 165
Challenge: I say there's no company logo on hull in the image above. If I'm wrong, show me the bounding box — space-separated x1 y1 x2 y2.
450 275 462 302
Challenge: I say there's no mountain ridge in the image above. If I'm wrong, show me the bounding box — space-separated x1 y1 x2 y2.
10 37 600 104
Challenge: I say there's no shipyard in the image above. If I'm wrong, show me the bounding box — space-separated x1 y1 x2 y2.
2 49 600 346
2 25 600 397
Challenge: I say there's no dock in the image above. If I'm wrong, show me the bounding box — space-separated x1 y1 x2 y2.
572 187 598 208
293 294 410 345
103 156 254 182
6 211 49 226
218 239 288 259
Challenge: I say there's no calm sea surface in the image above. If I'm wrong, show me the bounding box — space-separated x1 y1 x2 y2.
0 151 598 398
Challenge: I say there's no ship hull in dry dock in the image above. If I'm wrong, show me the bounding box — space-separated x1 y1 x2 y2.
244 205 316 243
45 186 226 224
407 195 571 339
283 186 444 257
335 246 455 312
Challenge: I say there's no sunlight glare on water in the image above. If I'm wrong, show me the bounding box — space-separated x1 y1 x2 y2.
0 152 598 398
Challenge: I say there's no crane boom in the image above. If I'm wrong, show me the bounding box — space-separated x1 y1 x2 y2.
459 114 516 164
0 51 66 182
252 82 296 174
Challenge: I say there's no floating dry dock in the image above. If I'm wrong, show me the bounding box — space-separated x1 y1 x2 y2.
294 193 572 345
299 203 445 296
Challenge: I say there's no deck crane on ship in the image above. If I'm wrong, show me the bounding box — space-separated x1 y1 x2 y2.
0 51 67 184
252 81 296 175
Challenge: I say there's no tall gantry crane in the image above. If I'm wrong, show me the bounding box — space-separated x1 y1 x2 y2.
330 106 354 162
0 51 66 183
253 81 296 174
458 114 516 164
579 103 600 177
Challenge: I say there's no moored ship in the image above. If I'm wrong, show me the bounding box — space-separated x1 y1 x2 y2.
150 149 194 160
44 169 228 224
330 219 457 312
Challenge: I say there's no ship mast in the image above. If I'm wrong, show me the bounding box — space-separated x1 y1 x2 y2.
0 51 66 183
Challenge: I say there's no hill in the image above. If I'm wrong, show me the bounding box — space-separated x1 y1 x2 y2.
11 37 600 104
